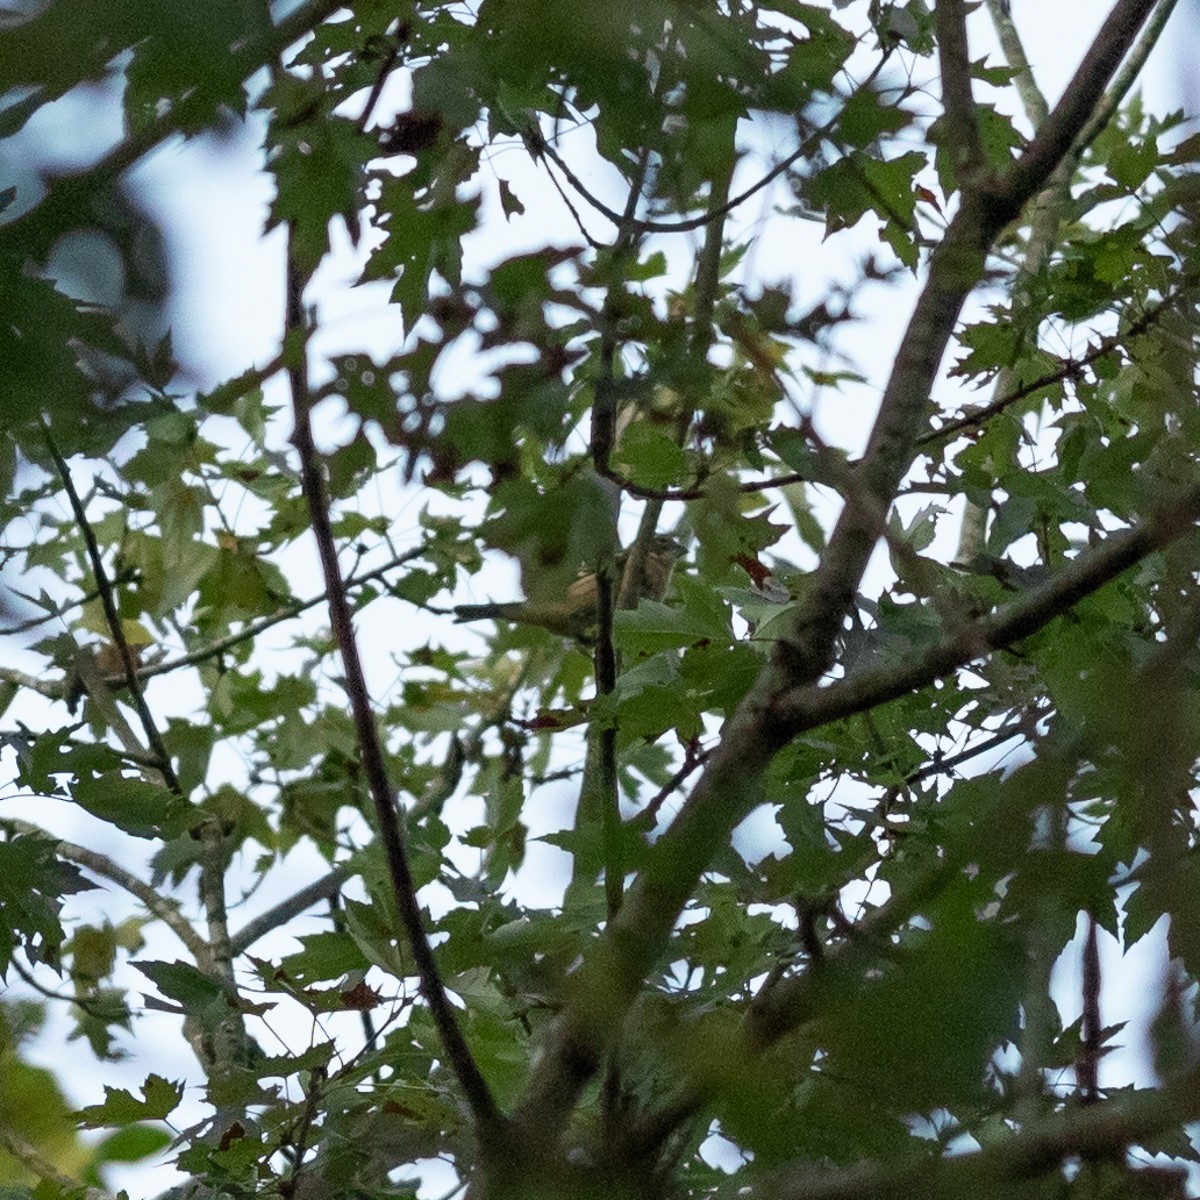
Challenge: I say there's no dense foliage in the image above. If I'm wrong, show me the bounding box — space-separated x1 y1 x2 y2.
2 1 1200 1197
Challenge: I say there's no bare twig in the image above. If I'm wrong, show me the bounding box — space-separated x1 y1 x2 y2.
133 547 426 682
0 569 136 636
517 55 892 239
0 548 424 704
580 142 656 924
9 953 123 1020
633 740 711 828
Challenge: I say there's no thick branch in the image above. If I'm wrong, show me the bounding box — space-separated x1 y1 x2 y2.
1003 0 1158 206
511 2 1167 1138
196 816 250 1079
935 0 986 183
517 473 1200 1136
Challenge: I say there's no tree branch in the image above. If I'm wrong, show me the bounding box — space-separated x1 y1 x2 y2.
920 284 1188 449
231 866 349 956
1003 0 1158 207
4 818 210 964
515 468 1200 1138
0 568 136 637
935 0 986 185
196 816 248 1078
775 482 1200 733
3 0 345 261
284 225 505 1146
518 55 890 239
0 548 422 703
760 1064 1200 1199
987 0 1049 127
45 434 181 794
133 547 426 681
575 146 654 910
510 4 1168 1137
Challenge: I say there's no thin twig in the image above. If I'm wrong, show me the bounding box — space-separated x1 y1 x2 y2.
515 51 893 240
921 283 1186 448
0 569 137 637
284 224 504 1144
1078 910 1102 1104
634 740 711 828
45 434 181 794
0 548 424 704
132 547 426 682
9 953 123 1021
587 143 655 925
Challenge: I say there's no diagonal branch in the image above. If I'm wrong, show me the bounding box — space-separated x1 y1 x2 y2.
5 818 210 964
920 283 1191 449
133 547 425 682
231 866 349 956
284 225 505 1146
3 0 344 261
0 1125 84 1194
1003 0 1159 207
774 482 1200 735
45 434 181 795
509 0 1166 1142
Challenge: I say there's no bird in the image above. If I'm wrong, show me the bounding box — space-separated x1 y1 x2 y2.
453 534 683 637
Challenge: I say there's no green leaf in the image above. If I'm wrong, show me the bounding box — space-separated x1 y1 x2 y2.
74 1074 183 1128
0 835 94 974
